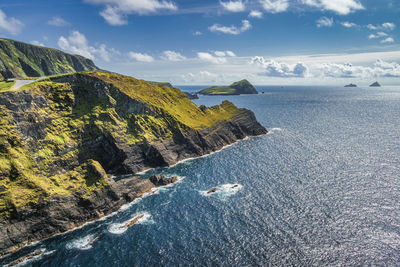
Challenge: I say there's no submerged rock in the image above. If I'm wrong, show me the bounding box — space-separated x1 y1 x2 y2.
207 188 217 194
120 214 145 229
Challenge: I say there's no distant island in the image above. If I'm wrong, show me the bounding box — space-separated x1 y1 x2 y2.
199 79 258 95
344 83 357 87
370 81 381 87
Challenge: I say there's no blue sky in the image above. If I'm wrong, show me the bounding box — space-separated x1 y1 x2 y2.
0 0 399 85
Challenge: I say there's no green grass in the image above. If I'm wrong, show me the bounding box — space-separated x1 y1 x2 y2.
0 80 16 92
199 86 236 95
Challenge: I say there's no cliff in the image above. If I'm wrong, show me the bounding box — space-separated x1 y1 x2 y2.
0 71 266 255
199 79 258 95
0 38 98 79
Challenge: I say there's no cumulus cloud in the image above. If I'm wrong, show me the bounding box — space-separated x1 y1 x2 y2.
47 16 70 26
84 0 178 25
316 17 333 28
226 50 236 57
251 56 309 77
249 10 263 18
220 1 246 12
302 0 364 15
0 9 24 35
260 0 289 13
58 31 115 62
341 21 357 28
367 22 396 31
193 31 202 36
197 52 227 64
381 37 394 44
31 40 45 47
209 19 251 35
316 59 400 78
161 50 186 61
128 51 154 62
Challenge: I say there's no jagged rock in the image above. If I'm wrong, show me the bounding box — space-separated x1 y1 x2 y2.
149 174 178 186
199 79 258 95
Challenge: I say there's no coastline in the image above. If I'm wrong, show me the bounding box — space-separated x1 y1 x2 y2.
0 131 266 259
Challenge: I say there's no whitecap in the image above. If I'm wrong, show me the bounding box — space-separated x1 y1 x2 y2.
268 128 283 134
199 183 243 200
108 212 153 235
66 233 103 250
5 248 54 267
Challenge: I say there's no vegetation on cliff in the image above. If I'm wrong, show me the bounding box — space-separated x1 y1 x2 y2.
0 71 242 218
199 79 258 95
0 38 98 79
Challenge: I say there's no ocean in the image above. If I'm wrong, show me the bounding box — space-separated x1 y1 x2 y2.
2 85 400 266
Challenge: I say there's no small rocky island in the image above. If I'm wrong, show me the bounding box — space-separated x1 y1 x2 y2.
344 83 357 87
370 81 381 87
199 79 258 95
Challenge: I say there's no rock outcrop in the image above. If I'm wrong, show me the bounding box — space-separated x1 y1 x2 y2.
370 81 381 87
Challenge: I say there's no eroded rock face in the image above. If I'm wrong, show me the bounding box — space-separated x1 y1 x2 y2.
0 176 154 257
149 174 178 186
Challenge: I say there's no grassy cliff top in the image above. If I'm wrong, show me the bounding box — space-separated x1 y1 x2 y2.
85 72 239 129
199 79 258 95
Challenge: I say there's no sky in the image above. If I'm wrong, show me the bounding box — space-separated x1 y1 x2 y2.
0 0 399 85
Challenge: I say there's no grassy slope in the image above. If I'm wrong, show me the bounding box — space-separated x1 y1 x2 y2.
0 38 98 79
199 86 236 95
0 81 15 92
0 72 240 217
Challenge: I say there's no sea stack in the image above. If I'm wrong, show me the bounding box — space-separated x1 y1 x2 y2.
344 83 357 87
199 79 258 95
370 81 381 87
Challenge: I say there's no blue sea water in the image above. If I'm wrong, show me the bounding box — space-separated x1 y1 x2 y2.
2 85 400 266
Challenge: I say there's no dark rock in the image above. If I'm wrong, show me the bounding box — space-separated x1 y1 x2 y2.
149 174 178 186
207 188 217 194
344 83 357 87
184 92 199 99
370 81 381 87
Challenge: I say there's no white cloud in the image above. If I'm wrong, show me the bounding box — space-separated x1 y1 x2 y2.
368 32 388 39
84 0 178 25
161 50 186 61
58 31 115 62
316 17 333 28
302 0 364 15
197 52 227 64
31 40 45 47
0 9 23 35
260 0 289 13
316 60 400 78
209 19 251 35
251 56 309 77
47 16 70 27
341 21 357 28
220 1 246 12
249 10 263 18
193 31 202 36
382 22 396 31
214 50 236 57
128 51 154 62
381 37 394 44
367 22 396 31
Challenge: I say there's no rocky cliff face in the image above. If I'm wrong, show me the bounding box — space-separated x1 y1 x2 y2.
0 71 266 256
0 38 98 79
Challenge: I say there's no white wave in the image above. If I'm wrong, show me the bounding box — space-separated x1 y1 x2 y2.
66 233 103 250
268 128 283 134
108 212 153 235
199 183 243 200
5 248 55 267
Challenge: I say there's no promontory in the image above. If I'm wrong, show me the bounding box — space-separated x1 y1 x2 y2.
0 40 267 256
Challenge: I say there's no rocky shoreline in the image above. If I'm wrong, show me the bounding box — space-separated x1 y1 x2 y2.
0 110 267 257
